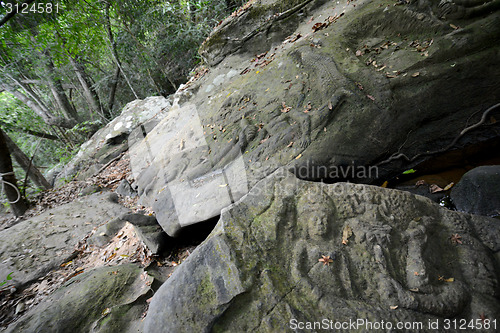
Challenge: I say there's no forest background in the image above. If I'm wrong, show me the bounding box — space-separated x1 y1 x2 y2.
0 0 243 215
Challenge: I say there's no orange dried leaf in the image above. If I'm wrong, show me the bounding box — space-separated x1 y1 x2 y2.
318 255 333 266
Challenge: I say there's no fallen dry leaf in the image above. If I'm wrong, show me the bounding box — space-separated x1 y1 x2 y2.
390 305 399 310
429 184 444 193
312 22 327 32
319 255 333 266
342 225 353 245
415 180 427 187
450 233 462 245
281 101 291 113
443 182 454 191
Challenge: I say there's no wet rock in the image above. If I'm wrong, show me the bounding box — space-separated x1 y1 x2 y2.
144 170 500 332
5 264 153 333
451 165 500 217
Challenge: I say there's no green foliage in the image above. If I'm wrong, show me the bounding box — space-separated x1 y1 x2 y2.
0 272 13 286
0 0 242 188
0 92 46 132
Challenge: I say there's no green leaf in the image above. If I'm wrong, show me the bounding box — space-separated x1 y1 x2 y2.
402 169 416 175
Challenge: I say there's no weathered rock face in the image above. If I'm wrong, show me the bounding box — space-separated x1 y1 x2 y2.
144 170 500 332
0 192 130 288
51 96 171 187
451 165 500 217
129 0 500 235
5 264 153 333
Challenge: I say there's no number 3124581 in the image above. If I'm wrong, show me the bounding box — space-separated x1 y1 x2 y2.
5 2 60 14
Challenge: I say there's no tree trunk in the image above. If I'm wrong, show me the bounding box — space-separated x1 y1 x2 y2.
1 129 52 190
108 66 120 112
0 84 76 129
0 129 28 217
0 82 54 124
104 2 139 99
45 55 80 123
0 120 59 141
68 55 110 120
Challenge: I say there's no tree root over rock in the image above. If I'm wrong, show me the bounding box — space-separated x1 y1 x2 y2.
376 103 500 167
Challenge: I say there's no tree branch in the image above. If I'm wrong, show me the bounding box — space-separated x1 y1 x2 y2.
0 0 37 28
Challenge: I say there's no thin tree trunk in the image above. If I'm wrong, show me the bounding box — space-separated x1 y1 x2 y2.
0 129 28 217
1 129 52 190
0 120 59 141
104 2 139 99
0 82 54 123
45 55 80 123
68 55 110 120
108 66 120 112
121 22 177 92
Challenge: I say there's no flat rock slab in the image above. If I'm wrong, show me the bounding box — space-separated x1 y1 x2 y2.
5 264 153 333
144 170 500 332
0 192 130 287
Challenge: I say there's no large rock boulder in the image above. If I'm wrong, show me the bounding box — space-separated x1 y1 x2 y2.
0 192 130 288
129 0 500 235
52 96 171 186
144 170 500 332
451 165 500 217
5 264 153 333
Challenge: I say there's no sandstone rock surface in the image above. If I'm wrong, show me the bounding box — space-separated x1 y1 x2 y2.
129 0 500 235
144 170 500 332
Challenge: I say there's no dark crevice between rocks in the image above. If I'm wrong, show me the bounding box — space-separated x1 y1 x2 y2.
290 135 500 210
167 215 220 249
146 215 220 290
